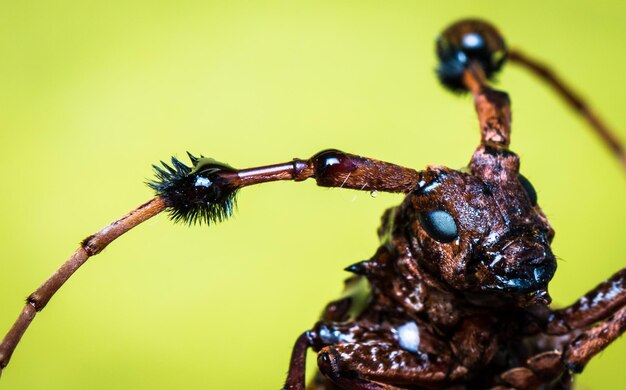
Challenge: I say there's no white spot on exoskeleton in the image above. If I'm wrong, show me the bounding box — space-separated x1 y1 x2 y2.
604 280 623 300
591 280 624 306
326 157 340 166
370 346 379 362
340 351 352 360
422 181 440 193
336 330 354 344
194 176 212 188
489 254 504 268
462 33 482 49
389 350 402 370
485 231 499 245
397 322 420 353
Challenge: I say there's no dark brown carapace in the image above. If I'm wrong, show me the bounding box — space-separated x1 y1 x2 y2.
1 19 625 390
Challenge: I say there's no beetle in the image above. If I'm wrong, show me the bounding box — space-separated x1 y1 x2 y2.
1 8 624 390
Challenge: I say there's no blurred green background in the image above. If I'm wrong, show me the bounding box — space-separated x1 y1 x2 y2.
0 1 624 389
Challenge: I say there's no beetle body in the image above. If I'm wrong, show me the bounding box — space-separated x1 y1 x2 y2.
292 147 576 389
275 20 626 389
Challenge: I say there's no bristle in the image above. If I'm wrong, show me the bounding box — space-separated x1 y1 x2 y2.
161 160 177 175
147 153 238 225
150 165 169 182
186 151 199 165
167 191 238 226
171 157 191 176
344 260 376 276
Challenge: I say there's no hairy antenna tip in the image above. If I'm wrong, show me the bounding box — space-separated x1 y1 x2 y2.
147 153 239 225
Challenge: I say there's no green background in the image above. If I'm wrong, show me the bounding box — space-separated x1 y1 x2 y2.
0 1 624 389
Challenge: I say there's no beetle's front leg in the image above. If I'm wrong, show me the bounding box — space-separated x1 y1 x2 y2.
538 267 626 373
493 269 626 387
283 321 464 390
546 268 626 334
316 342 457 390
514 305 626 380
562 304 626 373
283 322 392 390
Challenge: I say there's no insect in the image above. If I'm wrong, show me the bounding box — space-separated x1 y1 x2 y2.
1 17 625 389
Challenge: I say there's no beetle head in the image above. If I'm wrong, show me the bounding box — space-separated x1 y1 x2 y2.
407 145 555 303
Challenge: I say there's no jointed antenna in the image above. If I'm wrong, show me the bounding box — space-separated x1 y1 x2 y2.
437 19 625 174
0 197 167 375
0 152 421 376
508 49 626 172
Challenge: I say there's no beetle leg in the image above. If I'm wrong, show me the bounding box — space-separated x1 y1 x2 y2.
498 367 541 390
525 351 565 382
510 268 626 380
546 268 626 334
316 321 460 387
283 322 389 390
562 304 626 373
316 342 457 389
283 331 315 390
284 320 463 390
497 351 573 390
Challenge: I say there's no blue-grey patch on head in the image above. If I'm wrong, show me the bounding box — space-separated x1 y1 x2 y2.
418 210 458 242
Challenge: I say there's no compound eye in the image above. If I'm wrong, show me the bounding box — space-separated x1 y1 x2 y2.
418 210 458 242
518 174 538 206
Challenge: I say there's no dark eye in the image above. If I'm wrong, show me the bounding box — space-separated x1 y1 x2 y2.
518 174 537 206
418 210 458 242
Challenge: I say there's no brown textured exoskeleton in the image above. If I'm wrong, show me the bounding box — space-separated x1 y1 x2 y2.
1 19 625 389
